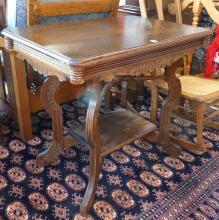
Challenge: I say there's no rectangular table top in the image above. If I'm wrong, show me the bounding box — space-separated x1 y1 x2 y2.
3 16 211 65
3 16 211 83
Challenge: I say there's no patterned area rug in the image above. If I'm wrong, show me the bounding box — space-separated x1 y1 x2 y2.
0 97 218 220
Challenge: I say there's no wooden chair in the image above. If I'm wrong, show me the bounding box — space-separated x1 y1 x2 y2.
156 76 219 152
7 0 119 140
168 0 219 74
168 0 219 26
144 0 219 152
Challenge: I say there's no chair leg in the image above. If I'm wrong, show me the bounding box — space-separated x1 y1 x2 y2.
139 0 148 18
196 102 205 147
155 0 164 20
175 0 183 24
150 80 158 124
184 54 193 75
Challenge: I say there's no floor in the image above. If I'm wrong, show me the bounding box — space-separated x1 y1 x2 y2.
0 95 218 220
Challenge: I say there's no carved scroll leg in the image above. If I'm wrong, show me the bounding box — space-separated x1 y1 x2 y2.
37 76 63 166
159 60 182 157
80 80 101 217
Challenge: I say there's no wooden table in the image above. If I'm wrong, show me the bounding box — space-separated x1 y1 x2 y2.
2 16 210 216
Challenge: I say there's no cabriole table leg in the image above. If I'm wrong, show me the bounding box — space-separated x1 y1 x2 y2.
80 80 102 217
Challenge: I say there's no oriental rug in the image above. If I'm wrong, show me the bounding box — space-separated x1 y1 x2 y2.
0 97 218 220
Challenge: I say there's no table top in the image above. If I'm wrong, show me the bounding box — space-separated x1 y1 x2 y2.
2 15 211 83
3 16 210 65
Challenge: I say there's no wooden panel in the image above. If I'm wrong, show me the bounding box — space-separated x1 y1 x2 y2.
38 0 115 17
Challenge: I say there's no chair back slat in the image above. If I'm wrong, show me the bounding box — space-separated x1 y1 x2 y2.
28 0 119 25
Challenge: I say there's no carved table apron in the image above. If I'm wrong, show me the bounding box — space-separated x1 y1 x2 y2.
2 16 211 216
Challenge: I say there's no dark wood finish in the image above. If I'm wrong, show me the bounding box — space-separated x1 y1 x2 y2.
3 16 211 217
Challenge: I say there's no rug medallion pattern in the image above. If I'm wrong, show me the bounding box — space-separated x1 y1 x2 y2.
0 98 218 220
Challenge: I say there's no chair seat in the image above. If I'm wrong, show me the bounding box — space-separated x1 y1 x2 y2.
158 75 219 103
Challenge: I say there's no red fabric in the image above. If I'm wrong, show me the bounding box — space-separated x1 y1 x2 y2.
205 25 219 78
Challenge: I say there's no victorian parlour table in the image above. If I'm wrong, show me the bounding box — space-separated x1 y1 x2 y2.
2 16 210 216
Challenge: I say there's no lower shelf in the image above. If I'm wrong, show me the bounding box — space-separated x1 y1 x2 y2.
69 109 156 156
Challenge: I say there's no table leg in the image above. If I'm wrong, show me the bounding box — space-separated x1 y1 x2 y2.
80 80 101 217
37 76 63 166
159 60 182 156
10 52 32 141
